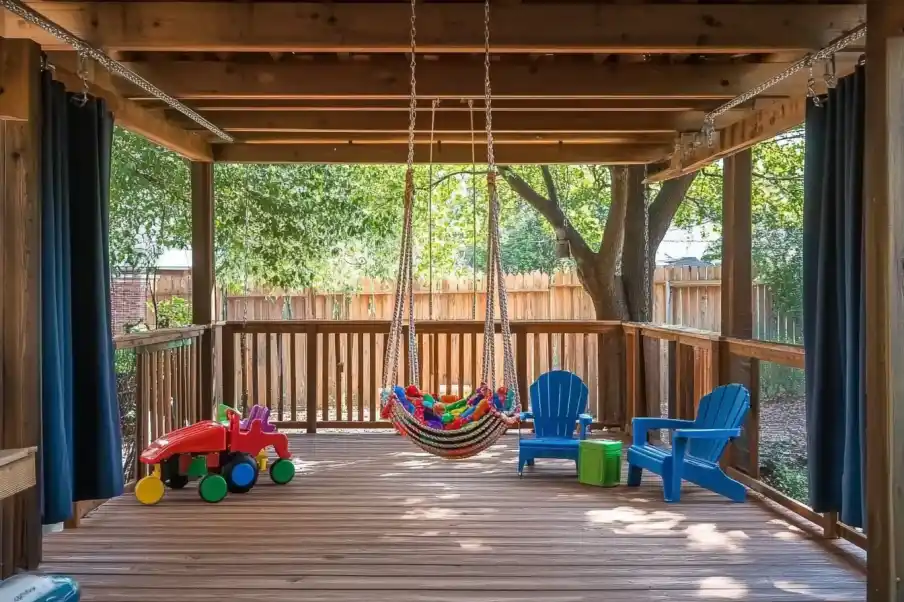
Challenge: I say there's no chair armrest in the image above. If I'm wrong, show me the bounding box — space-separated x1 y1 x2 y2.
578 414 593 439
631 418 695 445
519 411 534 421
673 428 741 440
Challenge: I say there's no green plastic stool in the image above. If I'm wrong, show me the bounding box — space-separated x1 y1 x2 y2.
578 440 622 487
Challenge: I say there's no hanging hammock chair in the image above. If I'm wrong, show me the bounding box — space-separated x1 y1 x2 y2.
379 0 520 459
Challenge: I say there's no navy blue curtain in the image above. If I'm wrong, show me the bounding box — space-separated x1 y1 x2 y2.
803 65 865 528
41 69 123 525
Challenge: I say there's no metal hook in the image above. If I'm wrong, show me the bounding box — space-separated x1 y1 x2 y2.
807 63 822 108
71 50 90 107
823 55 838 90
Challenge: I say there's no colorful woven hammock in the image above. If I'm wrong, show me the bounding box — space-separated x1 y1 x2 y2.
379 0 519 459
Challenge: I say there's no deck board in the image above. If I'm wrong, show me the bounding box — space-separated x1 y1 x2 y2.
42 434 865 601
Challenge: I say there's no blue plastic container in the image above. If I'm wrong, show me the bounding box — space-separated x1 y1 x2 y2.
0 574 80 602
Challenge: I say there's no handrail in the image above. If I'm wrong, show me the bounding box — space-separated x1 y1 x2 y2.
114 325 208 350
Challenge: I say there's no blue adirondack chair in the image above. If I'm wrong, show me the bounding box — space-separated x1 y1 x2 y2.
518 370 592 476
626 383 750 503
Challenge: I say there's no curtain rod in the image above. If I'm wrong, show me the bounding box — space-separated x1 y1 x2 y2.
0 0 233 143
702 23 867 131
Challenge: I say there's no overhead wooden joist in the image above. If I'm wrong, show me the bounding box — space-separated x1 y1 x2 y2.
228 132 676 145
160 98 758 114
646 97 806 182
47 53 212 161
119 59 816 101
213 142 671 164
6 2 865 54
176 110 709 134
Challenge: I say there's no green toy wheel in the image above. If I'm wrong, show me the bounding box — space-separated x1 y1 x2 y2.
269 458 295 485
198 473 228 503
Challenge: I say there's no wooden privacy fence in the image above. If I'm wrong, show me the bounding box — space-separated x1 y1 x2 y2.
218 320 625 431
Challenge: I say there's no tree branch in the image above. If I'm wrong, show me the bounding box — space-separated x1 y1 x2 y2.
648 171 699 249
598 166 627 276
498 166 594 260
540 166 560 206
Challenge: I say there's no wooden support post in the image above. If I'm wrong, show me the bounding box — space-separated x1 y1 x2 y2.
0 38 43 576
721 149 759 476
864 0 904 598
191 161 214 417
305 325 318 433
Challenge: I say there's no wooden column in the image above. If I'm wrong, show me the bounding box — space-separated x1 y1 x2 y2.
864 0 904 598
190 161 215 416
0 38 43 576
720 149 759 476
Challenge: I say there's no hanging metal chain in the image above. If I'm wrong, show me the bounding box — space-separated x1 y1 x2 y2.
701 23 865 126
427 98 439 320
240 187 251 410
469 99 478 321
0 0 232 141
383 0 420 392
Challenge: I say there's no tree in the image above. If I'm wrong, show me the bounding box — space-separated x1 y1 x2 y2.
499 165 698 321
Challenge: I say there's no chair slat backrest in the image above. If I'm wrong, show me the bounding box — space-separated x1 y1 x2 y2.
689 384 750 462
528 370 589 438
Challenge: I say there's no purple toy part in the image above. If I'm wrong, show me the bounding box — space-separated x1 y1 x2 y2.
240 405 277 433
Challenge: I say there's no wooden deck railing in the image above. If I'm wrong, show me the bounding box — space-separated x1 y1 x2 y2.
627 323 866 551
219 320 624 431
114 326 208 483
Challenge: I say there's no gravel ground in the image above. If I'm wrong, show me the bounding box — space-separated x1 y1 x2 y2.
759 394 808 464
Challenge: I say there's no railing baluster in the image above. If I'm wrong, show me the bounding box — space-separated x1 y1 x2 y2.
290 332 298 422
320 332 329 422
305 326 317 432
265 332 273 411
332 332 340 421
458 332 465 397
369 332 377 422
346 332 353 421
356 332 364 421
251 333 259 410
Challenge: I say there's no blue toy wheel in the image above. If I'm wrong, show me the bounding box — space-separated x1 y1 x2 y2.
223 453 259 494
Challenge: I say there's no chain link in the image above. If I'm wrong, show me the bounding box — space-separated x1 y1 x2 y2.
1 0 233 142
468 99 478 321
702 23 865 125
405 0 419 168
427 98 439 320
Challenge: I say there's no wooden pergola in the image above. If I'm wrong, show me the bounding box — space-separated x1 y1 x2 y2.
0 1 900 600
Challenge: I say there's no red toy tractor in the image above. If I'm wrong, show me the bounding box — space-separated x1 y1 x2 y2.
135 408 295 504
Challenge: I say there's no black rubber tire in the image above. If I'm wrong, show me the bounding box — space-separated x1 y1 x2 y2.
163 457 189 490
222 452 259 494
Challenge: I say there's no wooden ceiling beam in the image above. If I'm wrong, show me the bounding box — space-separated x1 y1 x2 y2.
645 96 805 182
213 142 670 165
7 2 864 54
178 110 707 134
48 54 212 161
160 98 750 113
118 60 807 101
223 132 677 145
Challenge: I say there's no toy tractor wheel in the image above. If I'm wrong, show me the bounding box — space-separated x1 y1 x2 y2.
198 473 229 503
269 458 296 485
135 473 165 505
223 453 259 494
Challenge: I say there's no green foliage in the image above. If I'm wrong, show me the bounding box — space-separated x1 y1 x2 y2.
151 296 192 328
676 127 806 317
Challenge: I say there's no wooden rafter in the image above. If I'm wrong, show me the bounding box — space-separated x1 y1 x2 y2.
175 110 709 133
226 132 676 145
7 2 865 54
48 54 212 161
213 142 671 164
645 97 806 182
118 59 813 101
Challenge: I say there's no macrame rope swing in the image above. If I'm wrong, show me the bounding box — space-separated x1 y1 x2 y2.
380 0 520 459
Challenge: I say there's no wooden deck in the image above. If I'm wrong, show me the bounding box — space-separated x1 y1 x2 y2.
42 434 865 601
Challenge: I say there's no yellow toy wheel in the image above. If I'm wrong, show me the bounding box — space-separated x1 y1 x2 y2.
135 474 165 505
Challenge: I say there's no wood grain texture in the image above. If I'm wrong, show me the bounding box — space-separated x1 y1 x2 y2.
41 434 865 601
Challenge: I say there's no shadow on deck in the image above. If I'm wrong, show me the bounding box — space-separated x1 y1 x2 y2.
42 434 865 601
